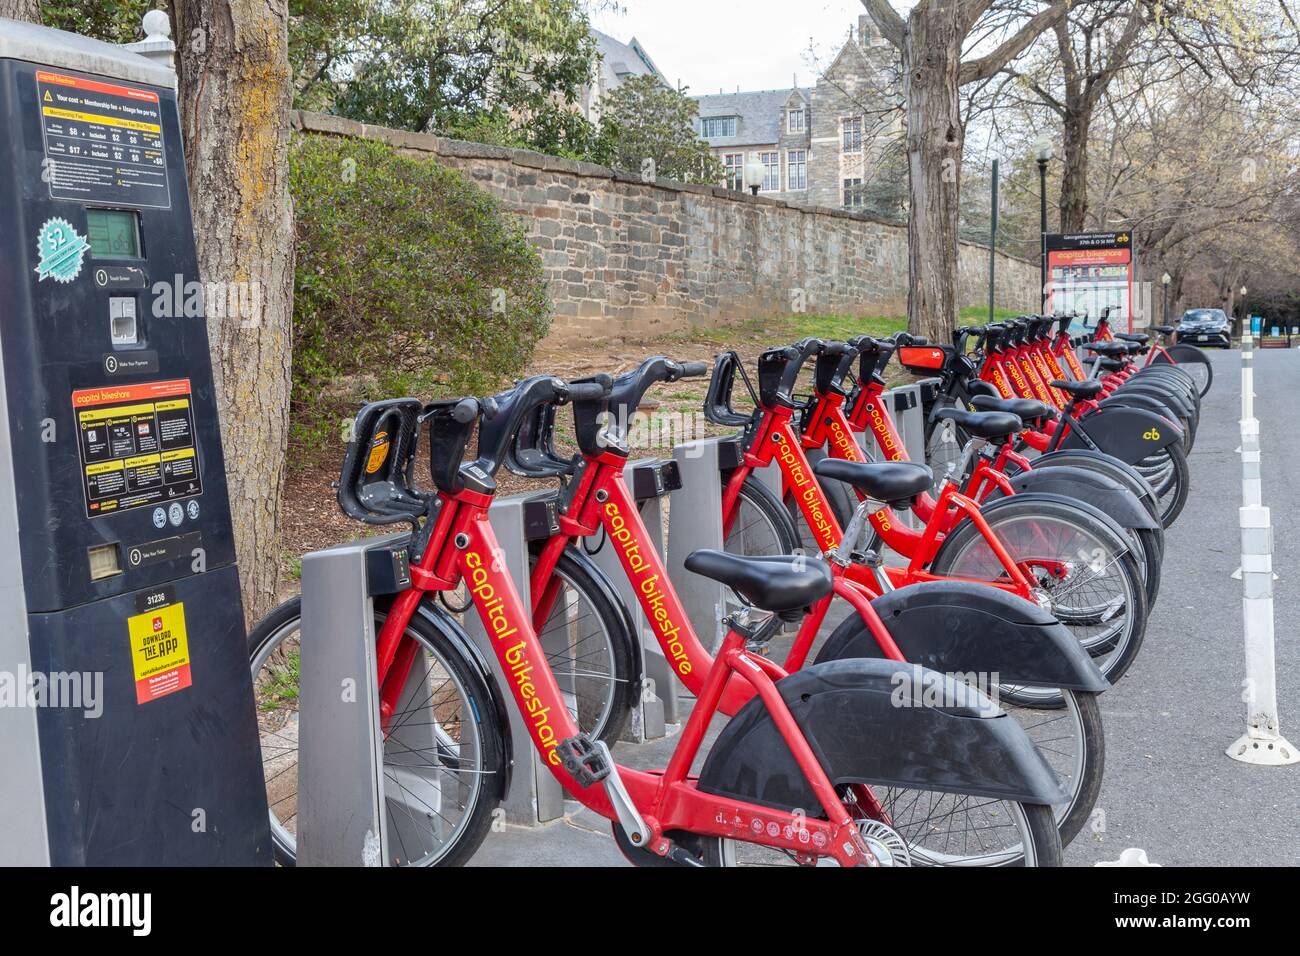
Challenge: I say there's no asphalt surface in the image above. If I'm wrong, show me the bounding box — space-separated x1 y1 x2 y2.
471 347 1300 866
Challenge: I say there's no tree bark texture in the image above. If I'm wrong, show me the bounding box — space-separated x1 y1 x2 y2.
171 0 294 626
901 7 965 343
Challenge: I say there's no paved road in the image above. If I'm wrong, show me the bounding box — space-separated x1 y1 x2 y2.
472 347 1300 866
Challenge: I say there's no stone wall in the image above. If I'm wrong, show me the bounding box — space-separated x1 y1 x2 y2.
293 111 1039 343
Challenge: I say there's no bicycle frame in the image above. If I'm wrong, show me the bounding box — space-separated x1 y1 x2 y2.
720 400 1039 602
370 479 877 864
527 446 902 716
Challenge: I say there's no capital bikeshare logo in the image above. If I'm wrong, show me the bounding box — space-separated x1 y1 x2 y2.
464 550 561 766
775 437 837 551
603 500 692 677
859 404 903 462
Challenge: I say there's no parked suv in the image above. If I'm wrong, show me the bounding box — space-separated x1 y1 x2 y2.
1177 308 1232 348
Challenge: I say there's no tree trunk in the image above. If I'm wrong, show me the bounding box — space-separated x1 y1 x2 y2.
902 9 965 343
1058 110 1090 232
0 0 41 22
171 1 294 626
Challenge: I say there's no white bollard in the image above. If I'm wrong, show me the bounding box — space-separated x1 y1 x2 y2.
1226 505 1298 765
1226 343 1297 764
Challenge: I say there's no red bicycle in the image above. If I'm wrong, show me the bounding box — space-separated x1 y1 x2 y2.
704 338 1148 686
250 378 1069 867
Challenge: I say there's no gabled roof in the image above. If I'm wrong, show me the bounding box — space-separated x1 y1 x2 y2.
693 87 812 148
592 29 665 84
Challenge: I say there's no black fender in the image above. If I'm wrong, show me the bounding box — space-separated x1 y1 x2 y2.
697 658 1070 811
1100 388 1191 425
1111 379 1196 419
993 465 1159 531
1029 448 1159 501
1063 405 1183 463
814 580 1109 691
408 597 515 801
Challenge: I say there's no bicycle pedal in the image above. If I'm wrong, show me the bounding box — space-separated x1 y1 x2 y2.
557 734 611 788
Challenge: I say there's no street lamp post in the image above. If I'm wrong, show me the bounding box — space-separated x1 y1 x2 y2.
1035 139 1054 312
743 156 764 197
1161 272 1171 327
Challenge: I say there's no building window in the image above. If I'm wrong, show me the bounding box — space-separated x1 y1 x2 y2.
723 153 744 190
787 108 805 133
702 116 737 138
760 151 780 191
844 178 864 208
786 149 807 190
842 116 863 152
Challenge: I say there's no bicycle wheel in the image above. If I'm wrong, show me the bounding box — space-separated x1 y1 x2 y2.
924 409 971 496
722 473 800 558
1132 441 1190 527
695 789 1062 867
1160 344 1213 397
250 597 505 867
816 614 1103 849
931 495 1148 686
527 545 637 744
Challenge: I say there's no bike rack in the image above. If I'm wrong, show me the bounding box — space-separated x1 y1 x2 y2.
664 437 769 676
296 533 408 866
463 492 568 824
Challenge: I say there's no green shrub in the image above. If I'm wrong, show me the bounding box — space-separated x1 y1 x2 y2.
289 134 551 457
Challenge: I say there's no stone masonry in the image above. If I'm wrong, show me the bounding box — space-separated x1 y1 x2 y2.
293 111 1039 344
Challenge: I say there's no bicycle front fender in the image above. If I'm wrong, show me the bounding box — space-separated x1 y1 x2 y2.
409 597 515 800
696 658 1070 812
993 465 1159 531
814 581 1109 692
1063 405 1183 463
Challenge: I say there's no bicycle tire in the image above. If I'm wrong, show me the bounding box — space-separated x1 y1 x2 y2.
817 613 1104 851
249 596 506 867
931 495 1148 686
527 545 637 745
723 472 801 557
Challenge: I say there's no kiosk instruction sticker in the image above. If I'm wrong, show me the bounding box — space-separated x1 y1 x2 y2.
34 216 89 283
127 600 191 704
72 379 203 518
36 70 171 209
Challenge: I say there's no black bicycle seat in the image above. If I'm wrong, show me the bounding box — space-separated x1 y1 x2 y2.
684 550 832 613
1096 356 1127 372
935 407 1023 440
1115 332 1149 345
968 395 1054 421
813 459 933 505
1051 379 1103 400
1085 341 1128 356
1152 324 1175 335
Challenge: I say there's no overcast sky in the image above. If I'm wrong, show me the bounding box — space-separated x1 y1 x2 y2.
590 0 887 95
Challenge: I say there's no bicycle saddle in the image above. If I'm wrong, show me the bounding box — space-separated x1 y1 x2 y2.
1050 379 1103 400
968 395 1054 421
1096 357 1127 373
1115 332 1149 345
1085 341 1129 356
1152 324 1175 335
812 459 933 506
684 550 832 613
934 407 1023 440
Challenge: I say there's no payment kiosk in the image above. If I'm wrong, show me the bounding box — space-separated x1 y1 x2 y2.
0 19 270 864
